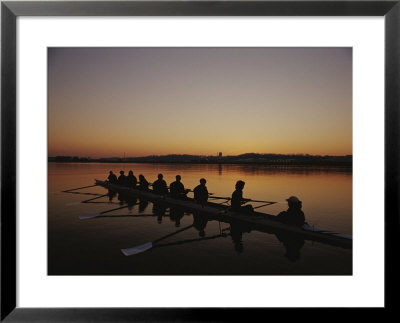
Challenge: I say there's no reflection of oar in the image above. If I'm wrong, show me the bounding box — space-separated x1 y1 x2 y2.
81 213 170 219
79 205 132 220
154 230 230 249
67 201 120 206
66 194 112 206
62 184 98 193
81 194 110 203
121 224 194 256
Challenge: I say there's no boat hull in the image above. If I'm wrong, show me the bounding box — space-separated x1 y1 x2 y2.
95 179 352 249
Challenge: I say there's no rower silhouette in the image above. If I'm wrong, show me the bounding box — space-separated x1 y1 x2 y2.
170 175 189 199
118 171 127 186
107 171 118 184
138 174 150 191
276 196 305 226
152 173 168 196
193 178 209 204
231 180 253 213
127 170 138 188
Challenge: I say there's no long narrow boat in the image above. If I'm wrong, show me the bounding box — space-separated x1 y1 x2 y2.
94 179 352 249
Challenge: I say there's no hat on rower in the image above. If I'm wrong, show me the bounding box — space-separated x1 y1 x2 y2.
286 196 301 203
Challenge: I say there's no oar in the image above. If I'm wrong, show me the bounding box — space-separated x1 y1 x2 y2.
253 203 273 209
121 224 194 256
208 196 231 201
187 190 214 195
246 199 276 204
62 184 98 193
79 205 132 220
64 191 102 196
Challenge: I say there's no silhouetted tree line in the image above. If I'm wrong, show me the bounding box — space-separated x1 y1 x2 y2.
49 153 352 166
50 156 91 162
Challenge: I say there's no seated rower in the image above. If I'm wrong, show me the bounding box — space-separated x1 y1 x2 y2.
276 196 305 226
231 180 253 214
127 170 138 188
118 171 127 186
152 173 168 196
193 178 209 204
107 171 118 184
138 174 150 191
169 175 189 199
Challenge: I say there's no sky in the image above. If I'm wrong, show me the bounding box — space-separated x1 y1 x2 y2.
48 47 352 158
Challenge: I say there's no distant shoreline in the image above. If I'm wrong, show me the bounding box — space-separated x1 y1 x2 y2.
48 153 352 168
48 160 352 167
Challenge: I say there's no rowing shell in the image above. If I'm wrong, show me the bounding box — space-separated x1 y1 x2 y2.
94 180 352 249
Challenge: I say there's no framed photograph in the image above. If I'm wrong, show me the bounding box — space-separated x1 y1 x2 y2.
1 0 398 321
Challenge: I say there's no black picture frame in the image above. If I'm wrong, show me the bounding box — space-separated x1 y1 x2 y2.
1 0 398 321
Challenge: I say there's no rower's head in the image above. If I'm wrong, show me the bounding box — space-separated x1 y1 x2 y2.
235 180 245 190
158 173 163 179
286 196 302 208
120 171 124 175
109 171 113 174
129 170 133 175
200 178 206 185
139 174 144 180
176 175 181 181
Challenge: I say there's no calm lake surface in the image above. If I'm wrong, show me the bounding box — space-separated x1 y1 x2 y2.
48 162 352 275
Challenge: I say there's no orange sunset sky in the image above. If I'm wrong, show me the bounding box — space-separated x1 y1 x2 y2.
48 47 352 158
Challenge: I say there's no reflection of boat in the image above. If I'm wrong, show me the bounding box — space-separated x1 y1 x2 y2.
94 180 352 249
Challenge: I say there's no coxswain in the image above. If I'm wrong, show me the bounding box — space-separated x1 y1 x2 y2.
231 180 253 213
118 171 127 186
193 178 209 204
107 171 118 184
127 170 138 188
152 173 169 195
169 175 188 199
276 196 305 226
138 174 150 191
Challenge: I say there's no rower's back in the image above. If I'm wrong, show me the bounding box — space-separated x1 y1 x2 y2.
194 178 208 204
153 174 168 195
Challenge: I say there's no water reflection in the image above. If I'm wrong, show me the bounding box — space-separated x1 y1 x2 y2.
192 212 208 237
275 232 305 262
63 184 326 262
169 207 185 227
152 202 168 224
138 198 149 213
229 220 251 254
49 162 352 275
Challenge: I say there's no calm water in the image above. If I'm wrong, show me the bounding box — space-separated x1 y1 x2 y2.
48 162 352 275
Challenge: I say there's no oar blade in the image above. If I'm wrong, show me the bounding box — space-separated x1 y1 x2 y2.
78 213 100 220
121 242 153 256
